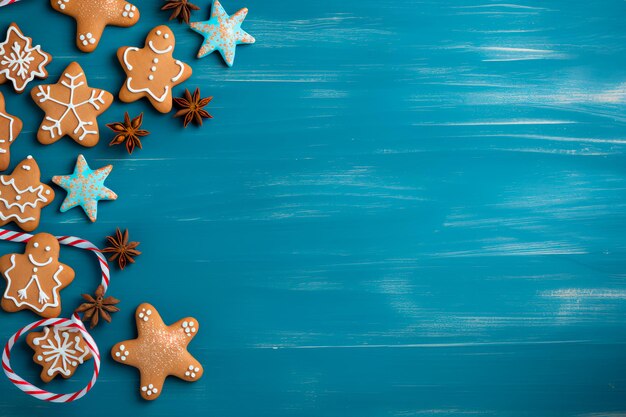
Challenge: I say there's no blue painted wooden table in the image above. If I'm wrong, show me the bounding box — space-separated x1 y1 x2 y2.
0 0 625 415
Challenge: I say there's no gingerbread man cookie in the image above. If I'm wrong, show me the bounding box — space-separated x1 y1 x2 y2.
51 0 140 53
0 23 51 93
117 26 192 113
0 92 23 171
111 303 203 400
31 62 113 147
27 326 92 382
0 156 54 232
0 232 75 318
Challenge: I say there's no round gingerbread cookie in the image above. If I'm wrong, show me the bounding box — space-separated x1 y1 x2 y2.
117 25 192 113
0 232 75 318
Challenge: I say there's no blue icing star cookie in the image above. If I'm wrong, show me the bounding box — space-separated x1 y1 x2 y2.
52 154 117 222
190 0 255 67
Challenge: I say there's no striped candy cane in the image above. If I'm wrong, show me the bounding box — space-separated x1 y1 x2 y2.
0 0 20 6
0 228 111 402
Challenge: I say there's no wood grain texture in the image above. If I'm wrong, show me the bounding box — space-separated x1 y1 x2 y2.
0 0 625 415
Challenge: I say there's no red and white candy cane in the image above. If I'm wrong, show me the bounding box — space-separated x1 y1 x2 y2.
0 0 20 7
0 228 111 402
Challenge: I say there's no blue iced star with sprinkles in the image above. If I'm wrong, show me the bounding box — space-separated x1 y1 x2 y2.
52 154 117 223
190 0 255 67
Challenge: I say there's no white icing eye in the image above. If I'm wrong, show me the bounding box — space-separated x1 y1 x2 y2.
164 33 169 39
33 242 39 248
45 246 51 252
156 30 162 35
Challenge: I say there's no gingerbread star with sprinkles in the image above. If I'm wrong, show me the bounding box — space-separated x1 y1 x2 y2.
111 303 203 400
51 0 140 53
190 0 255 67
52 154 117 223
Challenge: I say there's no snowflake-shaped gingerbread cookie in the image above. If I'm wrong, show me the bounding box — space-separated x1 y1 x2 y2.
26 326 92 382
0 23 51 93
31 61 113 147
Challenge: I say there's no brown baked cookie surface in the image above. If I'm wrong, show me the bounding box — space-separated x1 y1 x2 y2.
117 25 192 113
51 0 140 53
31 62 113 147
111 303 203 400
26 326 93 382
0 232 75 318
0 156 54 231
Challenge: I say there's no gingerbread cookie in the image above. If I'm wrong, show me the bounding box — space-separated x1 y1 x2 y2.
0 156 54 232
51 0 140 53
190 0 255 67
0 232 75 318
52 154 117 223
117 26 192 113
0 23 51 93
111 303 203 400
26 326 92 382
0 92 23 171
31 62 113 147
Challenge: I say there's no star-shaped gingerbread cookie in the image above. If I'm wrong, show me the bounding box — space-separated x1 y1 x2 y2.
190 0 255 67
111 303 203 400
117 25 192 113
0 23 51 93
0 92 23 171
51 0 140 53
31 61 113 147
27 325 92 382
0 156 54 232
52 154 117 223
0 232 75 318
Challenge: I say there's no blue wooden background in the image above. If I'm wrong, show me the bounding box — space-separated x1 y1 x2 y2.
0 0 625 415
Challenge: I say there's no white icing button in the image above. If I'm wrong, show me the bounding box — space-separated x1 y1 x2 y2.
183 321 188 328
33 242 39 248
194 367 199 372
122 11 128 17
15 195 20 200
89 38 96 44
153 58 158 63
191 373 196 378
45 246 50 251
185 371 190 376
124 4 130 10
33 267 38 272
129 12 135 18
138 312 144 318
143 316 148 321
79 34 85 40
141 386 147 392
120 344 125 350
151 66 156 72
148 384 153 389
125 351 129 356
115 352 120 357
132 5 136 10
189 321 194 327
192 328 196 333
148 75 154 80
153 388 158 393
37 355 43 361
188 365 193 370
121 357 126 361
45 190 50 195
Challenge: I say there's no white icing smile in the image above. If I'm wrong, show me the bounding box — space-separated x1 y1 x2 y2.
148 41 172 55
28 254 52 267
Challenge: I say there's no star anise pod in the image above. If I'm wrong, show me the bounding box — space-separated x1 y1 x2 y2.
161 0 200 24
75 285 120 329
106 112 149 154
102 228 141 270
174 88 213 128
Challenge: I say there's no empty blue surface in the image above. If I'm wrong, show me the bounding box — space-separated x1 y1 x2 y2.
0 0 625 416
